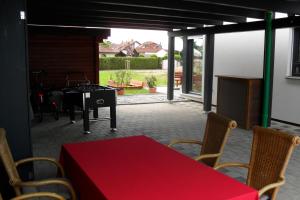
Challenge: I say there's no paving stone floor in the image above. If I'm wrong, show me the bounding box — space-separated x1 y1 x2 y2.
31 101 300 200
117 93 189 105
116 86 186 105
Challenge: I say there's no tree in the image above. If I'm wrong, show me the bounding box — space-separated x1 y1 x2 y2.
193 41 203 53
100 40 112 48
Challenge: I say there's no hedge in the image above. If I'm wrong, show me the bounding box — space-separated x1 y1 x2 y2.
100 57 162 70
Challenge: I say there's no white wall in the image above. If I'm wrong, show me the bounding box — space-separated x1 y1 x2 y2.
212 31 265 104
212 29 300 124
272 29 300 124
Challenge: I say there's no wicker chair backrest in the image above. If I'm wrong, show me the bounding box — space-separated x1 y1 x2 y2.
200 112 237 167
248 126 300 199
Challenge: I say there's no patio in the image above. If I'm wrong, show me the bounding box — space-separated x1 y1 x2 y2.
2 0 300 199
31 101 300 200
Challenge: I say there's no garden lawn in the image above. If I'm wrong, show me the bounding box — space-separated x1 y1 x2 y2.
99 70 167 87
124 88 149 95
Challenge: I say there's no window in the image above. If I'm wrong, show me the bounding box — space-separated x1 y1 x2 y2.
191 37 204 94
292 28 300 76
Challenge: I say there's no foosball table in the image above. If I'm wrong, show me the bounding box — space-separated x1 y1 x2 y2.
63 85 117 134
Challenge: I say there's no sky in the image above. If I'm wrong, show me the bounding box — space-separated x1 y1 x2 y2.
107 28 183 51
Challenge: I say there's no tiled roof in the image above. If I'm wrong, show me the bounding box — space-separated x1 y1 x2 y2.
99 41 140 53
99 43 121 53
136 41 162 53
99 41 162 54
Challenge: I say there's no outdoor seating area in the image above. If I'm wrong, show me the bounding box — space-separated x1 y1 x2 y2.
2 0 300 200
2 102 293 200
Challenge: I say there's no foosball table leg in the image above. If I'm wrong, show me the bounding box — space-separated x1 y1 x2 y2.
110 105 117 131
93 107 98 118
83 108 90 134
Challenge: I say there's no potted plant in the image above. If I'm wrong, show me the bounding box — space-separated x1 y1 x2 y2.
145 75 157 93
114 70 132 95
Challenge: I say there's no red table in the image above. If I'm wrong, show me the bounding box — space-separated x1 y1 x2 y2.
60 136 258 200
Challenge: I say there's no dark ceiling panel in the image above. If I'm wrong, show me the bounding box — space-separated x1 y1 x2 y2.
170 16 300 36
185 0 300 15
28 10 220 27
29 17 186 30
170 21 266 36
28 25 111 36
29 1 246 23
27 0 300 30
26 0 267 30
28 23 173 31
79 0 265 18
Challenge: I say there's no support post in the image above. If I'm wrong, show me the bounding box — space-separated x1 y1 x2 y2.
267 14 276 126
167 35 175 100
0 0 32 198
203 34 215 112
182 37 194 93
182 36 188 94
262 12 274 127
187 40 194 92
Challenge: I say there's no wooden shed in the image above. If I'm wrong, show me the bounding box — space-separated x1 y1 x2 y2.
28 26 110 88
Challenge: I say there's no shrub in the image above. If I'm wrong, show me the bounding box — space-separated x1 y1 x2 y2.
100 57 161 70
114 70 132 85
162 53 181 61
174 54 181 61
145 75 157 88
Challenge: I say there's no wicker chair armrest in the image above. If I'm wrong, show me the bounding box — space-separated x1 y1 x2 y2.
194 153 221 161
11 192 66 200
15 157 65 177
13 179 76 200
214 162 250 170
168 139 203 147
258 178 285 197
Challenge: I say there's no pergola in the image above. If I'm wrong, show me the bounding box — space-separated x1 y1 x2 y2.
26 0 300 128
1 0 300 185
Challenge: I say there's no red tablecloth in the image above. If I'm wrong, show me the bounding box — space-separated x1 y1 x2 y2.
60 136 258 200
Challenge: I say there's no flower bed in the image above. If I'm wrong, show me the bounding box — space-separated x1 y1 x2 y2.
107 80 144 89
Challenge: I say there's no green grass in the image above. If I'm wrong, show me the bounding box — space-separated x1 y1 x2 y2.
99 70 167 87
124 88 149 95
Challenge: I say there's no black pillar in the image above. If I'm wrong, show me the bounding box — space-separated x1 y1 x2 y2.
182 37 194 94
187 39 194 92
167 35 175 100
0 0 32 198
182 36 188 94
203 34 215 112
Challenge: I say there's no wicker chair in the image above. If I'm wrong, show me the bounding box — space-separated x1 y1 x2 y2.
0 128 76 200
1 192 65 200
214 126 300 199
168 112 237 167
